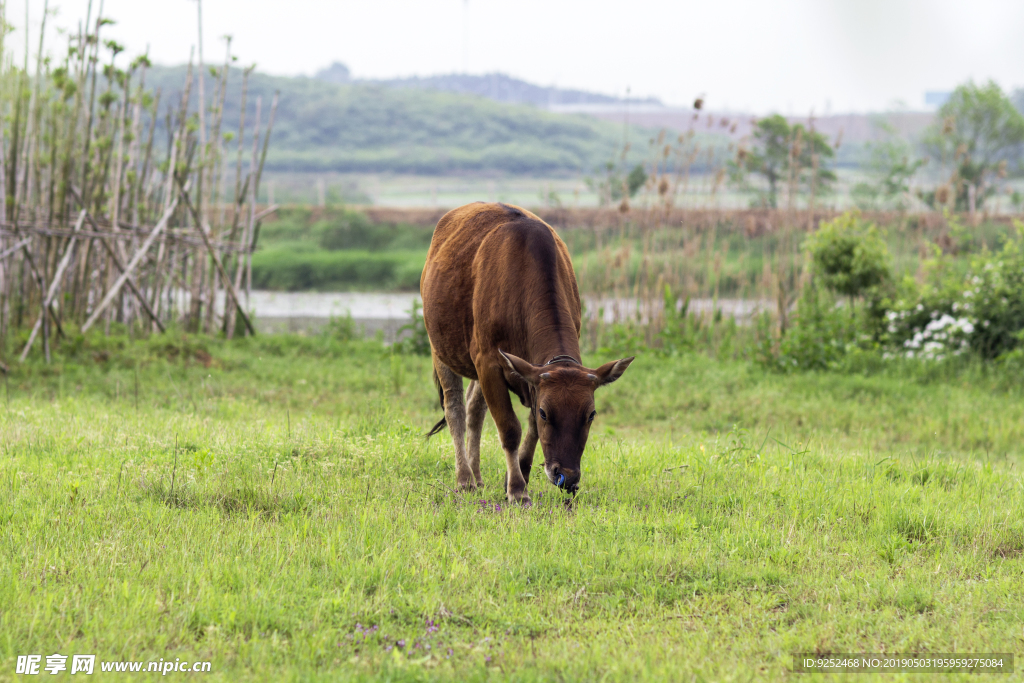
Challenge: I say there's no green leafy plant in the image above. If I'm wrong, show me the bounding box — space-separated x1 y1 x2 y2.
323 314 358 342
805 212 892 305
396 300 430 356
586 161 648 206
758 283 858 371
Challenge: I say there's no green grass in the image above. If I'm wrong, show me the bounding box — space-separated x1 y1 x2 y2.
250 246 424 291
1 333 1023 681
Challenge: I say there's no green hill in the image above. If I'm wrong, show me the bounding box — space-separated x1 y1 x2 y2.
145 66 638 175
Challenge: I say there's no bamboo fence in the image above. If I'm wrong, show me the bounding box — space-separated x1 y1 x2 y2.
0 2 278 366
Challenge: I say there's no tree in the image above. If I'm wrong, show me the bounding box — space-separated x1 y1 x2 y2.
924 80 1024 210
851 121 925 210
732 114 836 208
805 212 892 334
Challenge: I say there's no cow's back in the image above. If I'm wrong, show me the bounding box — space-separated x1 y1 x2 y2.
421 202 580 380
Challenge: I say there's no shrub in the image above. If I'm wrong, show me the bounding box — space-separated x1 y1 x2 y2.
314 210 377 250
805 212 892 302
250 248 425 291
758 283 861 371
885 229 1024 360
396 300 430 356
760 213 891 371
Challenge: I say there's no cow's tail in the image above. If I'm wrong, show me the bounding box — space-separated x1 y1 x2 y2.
427 366 447 437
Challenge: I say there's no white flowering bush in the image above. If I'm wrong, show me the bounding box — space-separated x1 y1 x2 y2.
763 216 1023 372
886 309 974 360
884 229 1024 361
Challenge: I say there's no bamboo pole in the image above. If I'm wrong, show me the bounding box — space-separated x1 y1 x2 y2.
79 2 106 210
135 88 159 225
243 96 261 309
108 67 130 231
176 175 255 337
19 209 86 362
8 222 64 337
203 42 231 334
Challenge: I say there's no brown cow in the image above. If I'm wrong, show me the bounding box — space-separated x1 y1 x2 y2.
421 202 634 504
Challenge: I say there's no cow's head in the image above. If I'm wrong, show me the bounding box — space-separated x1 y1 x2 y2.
499 350 634 494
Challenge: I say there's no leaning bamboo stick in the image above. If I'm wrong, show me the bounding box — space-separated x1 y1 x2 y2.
81 193 178 333
66 185 166 333
0 238 31 262
84 214 167 333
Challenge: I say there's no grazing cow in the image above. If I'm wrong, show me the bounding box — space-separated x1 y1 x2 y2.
421 202 634 504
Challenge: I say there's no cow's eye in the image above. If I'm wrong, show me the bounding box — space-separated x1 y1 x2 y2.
538 408 547 421
588 411 597 422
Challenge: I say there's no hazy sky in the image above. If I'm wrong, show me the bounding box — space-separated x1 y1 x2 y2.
12 0 1024 114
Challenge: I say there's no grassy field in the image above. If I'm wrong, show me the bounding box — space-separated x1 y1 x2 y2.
2 333 1024 681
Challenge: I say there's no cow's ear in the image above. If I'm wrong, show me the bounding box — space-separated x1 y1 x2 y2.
498 349 542 385
592 356 635 387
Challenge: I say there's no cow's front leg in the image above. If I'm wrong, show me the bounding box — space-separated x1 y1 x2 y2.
477 364 529 504
518 406 539 486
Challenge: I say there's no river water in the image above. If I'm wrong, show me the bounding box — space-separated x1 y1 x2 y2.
224 291 772 339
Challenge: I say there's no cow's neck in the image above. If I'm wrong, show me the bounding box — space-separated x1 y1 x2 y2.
525 274 581 368
530 334 582 368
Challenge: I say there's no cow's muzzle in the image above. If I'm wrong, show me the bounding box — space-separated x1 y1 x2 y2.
548 464 580 493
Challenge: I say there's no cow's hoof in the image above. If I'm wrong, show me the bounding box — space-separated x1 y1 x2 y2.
507 489 531 505
456 479 478 491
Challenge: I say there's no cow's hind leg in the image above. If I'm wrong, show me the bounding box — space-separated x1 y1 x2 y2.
465 380 487 488
435 360 475 490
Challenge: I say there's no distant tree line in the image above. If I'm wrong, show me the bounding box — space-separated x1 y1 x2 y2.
728 80 1024 212
143 66 650 176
